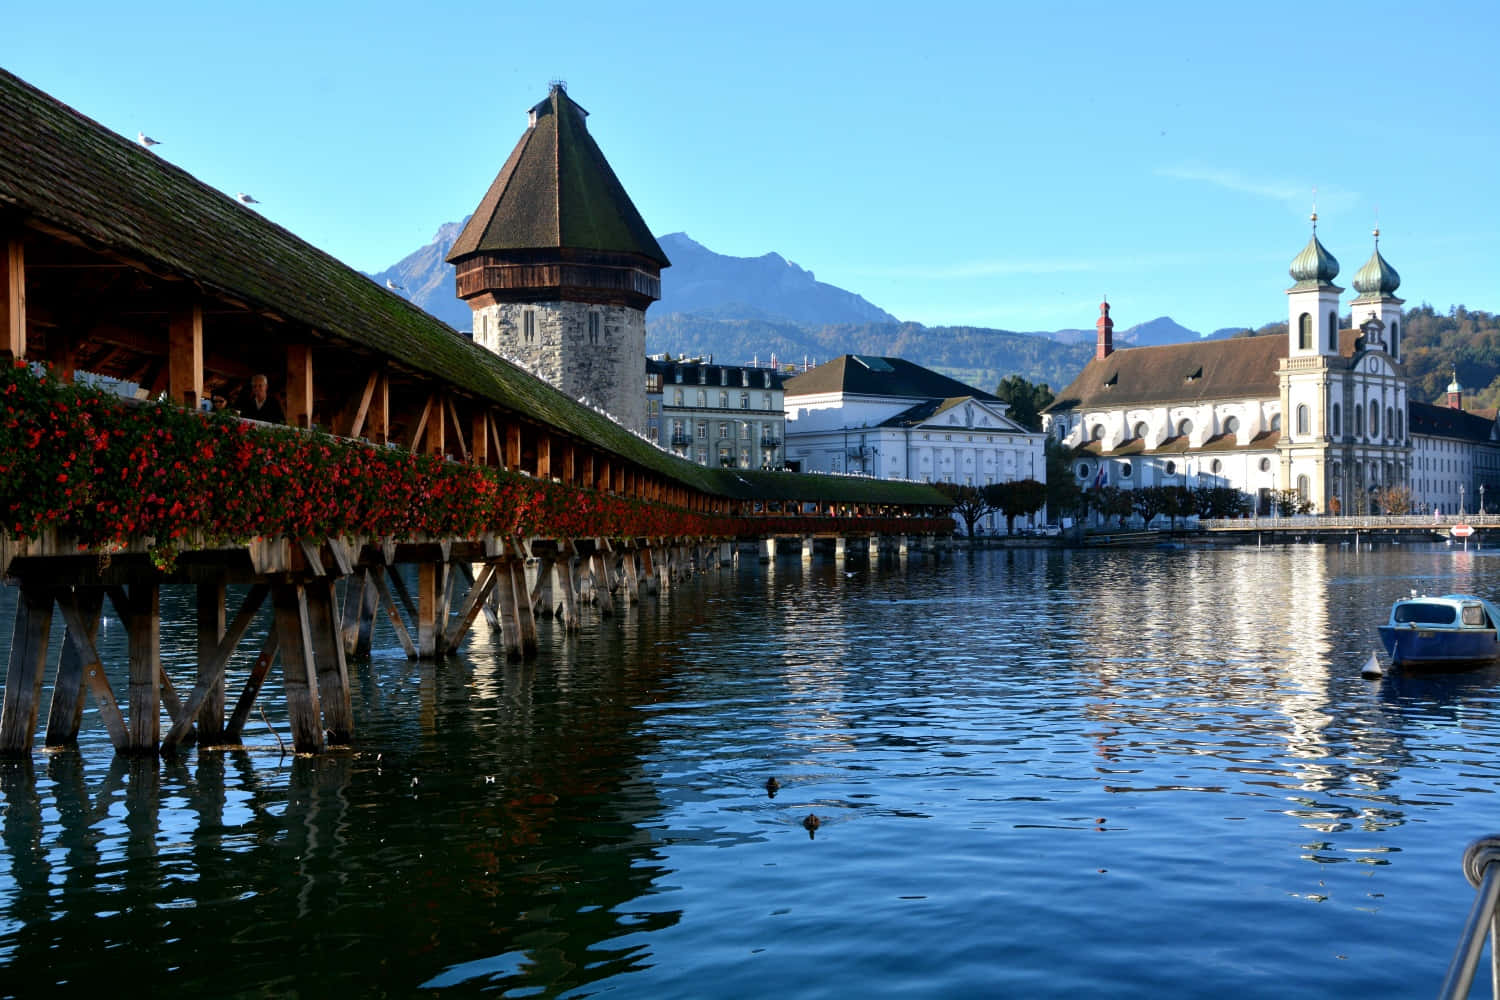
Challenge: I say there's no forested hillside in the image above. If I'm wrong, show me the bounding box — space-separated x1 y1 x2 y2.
1400 305 1500 409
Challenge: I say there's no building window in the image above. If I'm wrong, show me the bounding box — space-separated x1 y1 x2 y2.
1391 320 1400 355
719 423 730 439
588 311 601 345
1120 461 1132 479
1134 422 1149 440
1328 312 1338 351
1165 460 1176 475
1211 459 1223 474
1177 418 1192 437
673 389 683 406
523 309 536 344
1223 415 1240 434
740 421 750 439
1386 407 1394 439
696 421 707 439
1331 403 1341 435
740 392 749 409
697 390 706 407
1355 404 1363 436
1370 405 1380 436
1296 404 1310 435
1077 463 1091 480
762 393 773 410
1091 424 1104 441
1395 411 1403 439
1259 457 1271 472
648 427 658 442
719 391 729 407
1297 474 1310 499
1298 313 1311 350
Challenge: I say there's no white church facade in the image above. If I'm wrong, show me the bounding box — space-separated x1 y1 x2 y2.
1042 222 1500 515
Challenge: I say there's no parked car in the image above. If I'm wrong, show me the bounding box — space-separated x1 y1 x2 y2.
1036 524 1062 537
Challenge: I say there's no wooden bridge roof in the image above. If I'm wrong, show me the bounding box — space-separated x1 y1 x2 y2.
0 69 948 511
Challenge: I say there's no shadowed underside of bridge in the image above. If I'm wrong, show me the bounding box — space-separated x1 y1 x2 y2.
0 68 953 758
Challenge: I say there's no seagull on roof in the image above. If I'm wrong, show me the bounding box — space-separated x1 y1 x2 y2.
236 192 260 205
137 132 161 148
386 279 405 291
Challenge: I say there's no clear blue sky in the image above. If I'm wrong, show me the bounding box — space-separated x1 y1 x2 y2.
6 0 1496 335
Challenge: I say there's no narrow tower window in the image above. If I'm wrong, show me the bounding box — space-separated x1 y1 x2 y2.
1328 312 1338 351
588 311 601 345
523 309 536 344
1296 404 1310 435
1298 313 1311 351
1331 403 1341 435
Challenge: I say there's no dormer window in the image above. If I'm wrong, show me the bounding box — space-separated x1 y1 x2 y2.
1104 373 1118 388
1184 366 1202 382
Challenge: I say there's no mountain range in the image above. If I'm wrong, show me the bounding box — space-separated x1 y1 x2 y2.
370 226 1226 393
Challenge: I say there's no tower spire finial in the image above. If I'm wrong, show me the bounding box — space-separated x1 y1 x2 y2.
1311 186 1318 229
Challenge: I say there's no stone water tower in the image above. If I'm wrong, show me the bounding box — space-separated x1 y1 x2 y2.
447 83 669 435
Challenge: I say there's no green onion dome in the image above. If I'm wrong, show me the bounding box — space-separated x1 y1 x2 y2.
1352 229 1401 297
1289 214 1340 285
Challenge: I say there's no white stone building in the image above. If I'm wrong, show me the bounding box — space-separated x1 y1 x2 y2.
784 355 1046 532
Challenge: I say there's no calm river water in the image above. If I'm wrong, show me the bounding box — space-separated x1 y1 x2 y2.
3 542 1500 997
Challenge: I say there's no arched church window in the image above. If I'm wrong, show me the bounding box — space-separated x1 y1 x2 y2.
1223 415 1240 434
1354 404 1363 436
1331 403 1341 435
1177 418 1192 437
1298 313 1312 350
1297 474 1310 499
1386 407 1394 439
1391 320 1400 355
1134 422 1149 441
1395 411 1403 439
1370 405 1380 437
1327 312 1338 351
1296 405 1310 435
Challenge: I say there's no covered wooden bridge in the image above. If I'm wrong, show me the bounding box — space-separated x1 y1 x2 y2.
0 69 952 758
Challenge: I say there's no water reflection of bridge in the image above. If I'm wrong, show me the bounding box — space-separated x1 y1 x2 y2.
0 69 951 760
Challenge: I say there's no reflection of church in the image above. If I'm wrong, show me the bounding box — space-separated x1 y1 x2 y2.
1042 220 1500 515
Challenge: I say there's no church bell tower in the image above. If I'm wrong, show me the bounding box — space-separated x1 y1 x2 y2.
447 83 669 435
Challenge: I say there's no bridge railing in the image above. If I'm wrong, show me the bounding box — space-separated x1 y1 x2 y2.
1201 514 1500 531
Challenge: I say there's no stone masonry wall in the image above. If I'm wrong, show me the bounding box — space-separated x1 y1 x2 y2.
474 300 647 436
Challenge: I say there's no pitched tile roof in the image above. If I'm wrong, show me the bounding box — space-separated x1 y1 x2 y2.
1409 401 1498 444
1045 335 1288 412
784 355 998 401
447 86 668 267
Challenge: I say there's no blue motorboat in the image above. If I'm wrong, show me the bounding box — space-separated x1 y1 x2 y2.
1377 593 1500 669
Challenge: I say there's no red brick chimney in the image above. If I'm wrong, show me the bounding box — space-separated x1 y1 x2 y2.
1096 299 1114 360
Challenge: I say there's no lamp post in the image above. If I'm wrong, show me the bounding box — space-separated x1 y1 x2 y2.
1460 484 1466 517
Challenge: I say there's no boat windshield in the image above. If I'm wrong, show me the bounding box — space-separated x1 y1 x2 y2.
1394 603 1458 625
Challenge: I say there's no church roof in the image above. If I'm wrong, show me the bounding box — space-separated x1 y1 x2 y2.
447 85 668 266
1409 401 1497 444
1044 335 1288 413
784 355 998 401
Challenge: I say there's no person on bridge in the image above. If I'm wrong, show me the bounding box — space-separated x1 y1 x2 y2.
236 374 284 424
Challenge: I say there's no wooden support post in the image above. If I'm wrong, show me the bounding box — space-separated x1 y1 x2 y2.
286 343 313 429
622 549 640 604
505 422 522 471
492 558 524 660
305 579 354 744
640 546 659 595
339 569 367 657
225 630 279 742
367 372 389 444
2 235 24 359
168 301 204 409
562 442 576 484
510 560 538 657
537 433 552 479
195 580 227 744
0 584 53 754
164 584 270 749
54 590 129 751
531 554 555 617
591 553 615 618
370 565 417 659
557 545 582 633
121 583 161 754
471 411 489 466
45 586 104 746
444 561 499 650
271 582 324 753
417 561 441 658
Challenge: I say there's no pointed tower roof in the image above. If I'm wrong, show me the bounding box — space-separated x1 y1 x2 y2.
1352 228 1401 299
447 84 668 267
1288 213 1340 290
